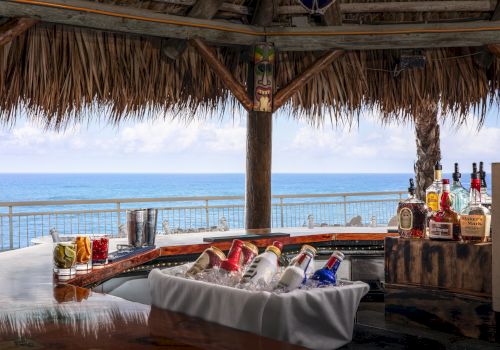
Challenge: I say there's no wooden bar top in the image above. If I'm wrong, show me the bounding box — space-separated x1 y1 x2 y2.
0 228 394 349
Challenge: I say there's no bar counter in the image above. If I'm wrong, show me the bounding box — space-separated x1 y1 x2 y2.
0 227 393 350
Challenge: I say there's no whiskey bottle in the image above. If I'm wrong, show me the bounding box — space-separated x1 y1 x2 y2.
460 170 491 243
425 161 443 212
450 163 469 213
397 179 428 239
429 179 461 241
479 161 492 209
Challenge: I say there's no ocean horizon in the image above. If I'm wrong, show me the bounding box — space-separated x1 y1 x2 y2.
0 172 490 202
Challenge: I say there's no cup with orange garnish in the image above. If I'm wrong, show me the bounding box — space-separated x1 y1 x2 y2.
75 236 92 273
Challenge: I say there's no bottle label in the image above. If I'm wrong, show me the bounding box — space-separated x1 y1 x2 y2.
460 215 490 237
426 192 439 211
398 207 413 230
429 221 453 239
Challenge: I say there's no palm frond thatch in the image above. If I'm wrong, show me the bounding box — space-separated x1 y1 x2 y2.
0 18 499 128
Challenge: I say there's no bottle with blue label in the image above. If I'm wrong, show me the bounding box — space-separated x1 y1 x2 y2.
311 251 344 286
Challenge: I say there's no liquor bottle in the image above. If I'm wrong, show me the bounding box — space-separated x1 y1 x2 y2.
289 244 317 276
450 163 469 213
276 245 316 292
240 243 281 286
220 239 244 274
428 179 461 241
397 179 428 239
186 246 226 277
311 251 345 286
460 171 491 243
479 161 492 209
425 161 443 212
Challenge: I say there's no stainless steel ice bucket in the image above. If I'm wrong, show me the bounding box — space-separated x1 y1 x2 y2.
127 208 157 247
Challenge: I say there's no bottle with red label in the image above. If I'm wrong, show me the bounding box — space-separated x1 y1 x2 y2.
220 239 244 274
428 179 461 241
460 164 491 243
277 245 317 292
311 251 344 286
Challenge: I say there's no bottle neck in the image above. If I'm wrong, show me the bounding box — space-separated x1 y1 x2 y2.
434 169 442 182
469 179 482 205
440 185 451 210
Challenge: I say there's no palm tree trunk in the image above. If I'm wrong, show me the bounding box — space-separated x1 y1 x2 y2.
414 104 441 200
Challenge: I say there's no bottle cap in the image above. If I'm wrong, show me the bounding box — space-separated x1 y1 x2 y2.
453 163 461 181
243 241 259 256
265 245 281 257
272 241 283 252
472 163 478 179
209 246 227 260
333 250 345 260
301 244 317 256
408 178 415 195
434 161 442 170
442 178 450 185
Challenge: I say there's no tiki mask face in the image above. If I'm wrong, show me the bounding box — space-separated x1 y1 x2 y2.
253 44 275 112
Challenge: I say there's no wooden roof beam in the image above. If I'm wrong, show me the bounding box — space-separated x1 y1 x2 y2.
190 38 252 111
0 17 38 46
162 0 224 60
3 0 500 50
155 0 498 16
273 50 344 112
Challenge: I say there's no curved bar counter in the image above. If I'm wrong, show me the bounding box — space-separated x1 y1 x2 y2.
0 228 393 349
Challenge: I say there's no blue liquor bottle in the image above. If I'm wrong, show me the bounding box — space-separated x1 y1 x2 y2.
311 251 345 286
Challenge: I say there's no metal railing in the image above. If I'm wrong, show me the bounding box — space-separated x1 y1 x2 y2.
0 191 405 251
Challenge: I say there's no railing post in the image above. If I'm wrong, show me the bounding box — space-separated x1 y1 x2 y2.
343 196 347 226
8 206 13 250
116 202 121 237
280 197 284 228
205 200 210 228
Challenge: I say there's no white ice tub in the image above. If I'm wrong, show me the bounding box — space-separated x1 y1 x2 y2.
149 266 369 350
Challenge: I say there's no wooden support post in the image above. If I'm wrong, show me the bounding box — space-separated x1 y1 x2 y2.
0 17 38 47
493 163 500 312
190 38 252 111
162 0 224 60
245 1 275 230
273 50 344 112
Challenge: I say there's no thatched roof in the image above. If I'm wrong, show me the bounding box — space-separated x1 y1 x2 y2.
1 0 500 128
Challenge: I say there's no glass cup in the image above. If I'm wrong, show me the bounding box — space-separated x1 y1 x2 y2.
53 241 77 280
75 236 92 273
92 236 109 268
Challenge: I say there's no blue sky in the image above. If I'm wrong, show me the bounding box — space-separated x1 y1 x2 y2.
0 106 499 173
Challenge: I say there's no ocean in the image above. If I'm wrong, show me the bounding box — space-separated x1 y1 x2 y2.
0 172 491 202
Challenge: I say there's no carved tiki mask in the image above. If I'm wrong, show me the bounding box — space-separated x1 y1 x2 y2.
253 43 275 112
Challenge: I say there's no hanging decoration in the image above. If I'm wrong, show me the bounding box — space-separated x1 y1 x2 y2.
295 0 336 14
253 43 275 113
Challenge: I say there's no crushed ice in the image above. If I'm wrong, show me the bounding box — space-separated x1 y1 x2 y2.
162 263 345 294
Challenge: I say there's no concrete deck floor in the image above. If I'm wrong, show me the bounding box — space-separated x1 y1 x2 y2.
343 302 500 349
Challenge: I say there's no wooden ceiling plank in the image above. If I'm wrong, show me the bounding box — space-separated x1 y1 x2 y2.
0 17 38 46
273 50 344 112
190 38 252 111
3 0 500 50
155 0 497 16
492 0 500 20
162 0 225 60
